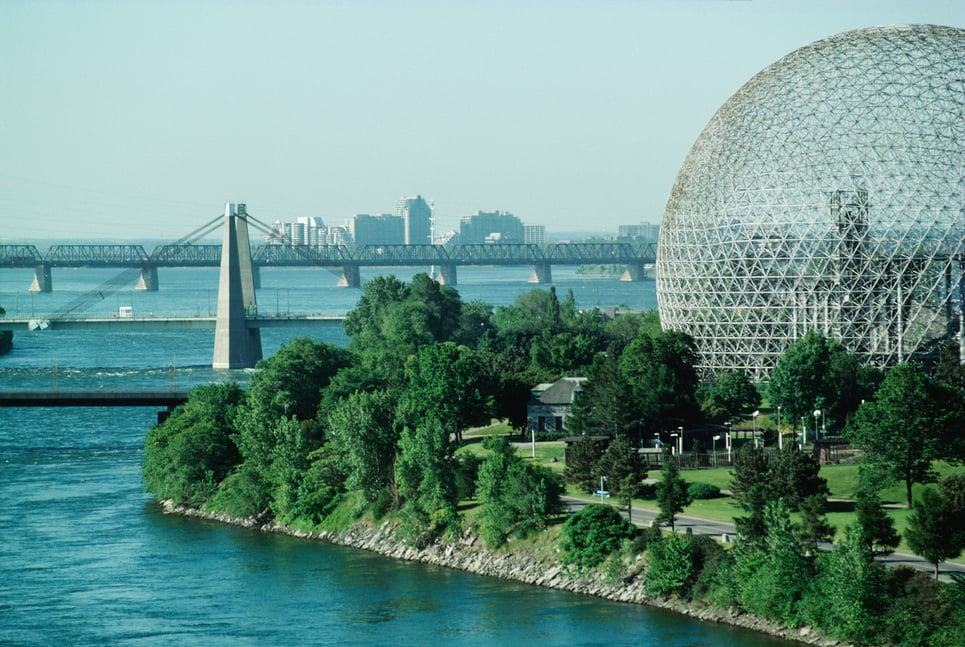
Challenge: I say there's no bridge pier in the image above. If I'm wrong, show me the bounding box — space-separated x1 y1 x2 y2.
435 263 457 286
29 264 52 293
212 202 263 369
529 263 552 284
337 265 361 288
620 262 647 282
136 265 159 291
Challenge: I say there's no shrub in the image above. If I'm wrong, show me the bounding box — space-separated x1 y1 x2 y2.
646 533 694 597
560 504 635 569
688 482 722 500
637 482 658 499
630 524 663 554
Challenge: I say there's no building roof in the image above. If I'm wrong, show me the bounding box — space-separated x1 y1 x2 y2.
530 377 586 405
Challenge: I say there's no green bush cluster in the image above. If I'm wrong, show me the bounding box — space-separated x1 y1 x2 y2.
560 504 635 569
686 482 720 500
636 500 965 646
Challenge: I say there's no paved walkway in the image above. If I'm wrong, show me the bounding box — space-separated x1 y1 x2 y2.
562 495 965 582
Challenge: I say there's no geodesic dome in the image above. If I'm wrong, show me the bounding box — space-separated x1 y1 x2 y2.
656 24 965 380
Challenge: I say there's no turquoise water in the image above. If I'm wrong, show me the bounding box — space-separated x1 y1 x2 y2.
0 267 790 646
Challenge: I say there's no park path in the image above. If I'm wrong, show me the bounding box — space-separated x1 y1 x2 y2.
561 495 965 582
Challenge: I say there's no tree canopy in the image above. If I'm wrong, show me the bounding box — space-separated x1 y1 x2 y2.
847 363 958 507
768 330 877 429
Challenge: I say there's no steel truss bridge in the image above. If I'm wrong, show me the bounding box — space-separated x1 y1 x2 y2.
0 242 657 292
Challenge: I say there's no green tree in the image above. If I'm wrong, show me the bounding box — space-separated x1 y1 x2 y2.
848 363 946 507
396 342 494 444
568 352 635 438
655 456 692 532
560 503 635 569
234 338 349 489
475 436 563 548
768 444 829 509
737 499 814 626
247 337 350 423
803 526 887 643
853 490 900 557
935 340 965 392
325 390 399 504
620 328 701 433
729 443 770 502
940 473 965 515
594 434 647 517
452 299 494 348
602 313 641 355
343 274 410 346
645 532 695 598
563 434 604 494
905 487 965 578
767 330 869 428
395 417 459 544
794 494 835 554
698 369 761 425
341 274 466 392
142 383 244 507
264 416 316 520
733 482 770 542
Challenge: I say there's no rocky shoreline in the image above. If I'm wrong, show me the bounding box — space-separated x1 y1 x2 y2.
161 501 850 647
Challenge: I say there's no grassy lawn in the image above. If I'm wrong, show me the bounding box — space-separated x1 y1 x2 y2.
505 439 965 563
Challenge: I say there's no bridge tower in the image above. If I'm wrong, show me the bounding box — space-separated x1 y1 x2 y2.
212 202 263 369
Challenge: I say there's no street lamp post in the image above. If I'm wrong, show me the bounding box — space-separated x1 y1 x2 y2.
752 410 760 448
777 406 782 450
726 424 732 463
813 409 821 442
713 434 721 468
670 432 679 456
677 426 684 456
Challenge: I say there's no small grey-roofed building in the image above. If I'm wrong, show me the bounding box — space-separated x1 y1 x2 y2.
527 377 586 436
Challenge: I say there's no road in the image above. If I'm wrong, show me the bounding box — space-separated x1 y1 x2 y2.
562 495 965 582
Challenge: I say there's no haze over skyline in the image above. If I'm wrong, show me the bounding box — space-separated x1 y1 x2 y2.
2 1 962 241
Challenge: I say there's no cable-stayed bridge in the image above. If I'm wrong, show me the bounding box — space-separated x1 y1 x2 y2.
0 204 655 368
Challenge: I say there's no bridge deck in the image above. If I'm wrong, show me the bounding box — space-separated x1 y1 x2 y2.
0 315 345 330
0 390 190 408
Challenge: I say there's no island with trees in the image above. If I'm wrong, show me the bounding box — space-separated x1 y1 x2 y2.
144 274 965 646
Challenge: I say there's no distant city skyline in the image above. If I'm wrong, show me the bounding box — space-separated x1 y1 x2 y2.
2 1 961 240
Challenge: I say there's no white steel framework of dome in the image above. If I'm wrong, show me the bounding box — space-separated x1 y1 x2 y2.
656 24 965 379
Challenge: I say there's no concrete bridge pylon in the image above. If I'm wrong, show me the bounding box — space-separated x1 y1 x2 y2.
212 202 263 369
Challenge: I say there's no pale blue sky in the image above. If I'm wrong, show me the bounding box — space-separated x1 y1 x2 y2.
1 0 962 240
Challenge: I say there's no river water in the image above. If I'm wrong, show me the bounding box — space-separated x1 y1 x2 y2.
0 265 789 646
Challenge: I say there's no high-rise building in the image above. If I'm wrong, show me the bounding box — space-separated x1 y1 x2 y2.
524 224 546 245
349 213 405 246
618 223 660 242
397 195 432 245
460 211 525 244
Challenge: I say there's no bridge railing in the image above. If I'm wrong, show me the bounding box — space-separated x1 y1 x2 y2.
44 244 151 267
0 245 43 267
150 244 222 266
545 242 638 263
447 243 544 264
0 241 658 269
350 244 451 265
253 244 355 266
